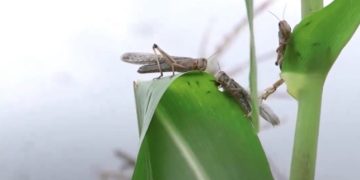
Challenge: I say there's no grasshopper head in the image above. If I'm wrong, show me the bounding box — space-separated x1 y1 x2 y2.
278 20 291 37
214 71 229 84
196 58 207 71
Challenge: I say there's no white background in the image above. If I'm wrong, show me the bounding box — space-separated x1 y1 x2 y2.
0 0 359 179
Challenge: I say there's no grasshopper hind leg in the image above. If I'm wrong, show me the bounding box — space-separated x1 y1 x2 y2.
152 45 164 79
153 43 186 78
261 78 285 100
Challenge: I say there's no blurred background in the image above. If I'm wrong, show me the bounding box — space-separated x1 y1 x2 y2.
0 0 359 179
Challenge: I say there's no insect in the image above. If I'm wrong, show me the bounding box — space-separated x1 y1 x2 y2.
121 44 207 78
259 11 291 100
215 71 280 126
259 18 290 99
276 20 291 68
269 10 292 68
215 71 252 116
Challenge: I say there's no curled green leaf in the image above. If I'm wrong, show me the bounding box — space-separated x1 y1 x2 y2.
133 72 273 180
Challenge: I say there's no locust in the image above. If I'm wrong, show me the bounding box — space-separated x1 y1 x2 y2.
121 44 207 78
275 20 292 68
260 19 291 99
260 13 292 100
269 10 292 68
215 71 280 126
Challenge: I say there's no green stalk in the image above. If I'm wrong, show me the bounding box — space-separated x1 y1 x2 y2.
289 74 325 180
286 0 360 179
244 0 259 132
301 0 323 18
289 1 324 180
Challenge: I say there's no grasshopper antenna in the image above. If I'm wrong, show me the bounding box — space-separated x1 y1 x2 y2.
282 4 288 20
268 11 281 21
207 51 218 61
268 3 287 21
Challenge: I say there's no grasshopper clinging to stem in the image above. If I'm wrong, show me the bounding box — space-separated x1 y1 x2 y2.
261 11 292 100
269 11 292 68
276 20 291 68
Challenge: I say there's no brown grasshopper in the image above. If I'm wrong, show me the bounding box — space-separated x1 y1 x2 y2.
264 18 291 98
276 20 291 68
121 44 207 78
215 71 252 116
215 71 280 126
269 10 292 68
260 12 292 100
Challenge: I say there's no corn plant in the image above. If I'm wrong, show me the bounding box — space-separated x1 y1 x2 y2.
129 0 360 179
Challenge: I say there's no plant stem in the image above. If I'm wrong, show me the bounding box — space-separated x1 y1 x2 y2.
301 0 323 18
288 1 325 179
289 75 325 180
244 0 259 132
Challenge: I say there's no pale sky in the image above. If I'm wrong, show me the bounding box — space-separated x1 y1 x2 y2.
0 0 359 179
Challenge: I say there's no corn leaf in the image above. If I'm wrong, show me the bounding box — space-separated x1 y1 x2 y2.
132 72 273 180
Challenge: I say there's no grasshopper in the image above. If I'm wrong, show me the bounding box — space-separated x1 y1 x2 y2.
121 44 207 78
276 20 291 68
260 19 290 99
269 10 292 68
260 11 291 100
215 71 280 126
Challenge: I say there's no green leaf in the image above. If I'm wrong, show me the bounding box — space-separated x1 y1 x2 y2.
244 0 260 131
133 75 176 141
132 72 273 180
282 0 360 98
